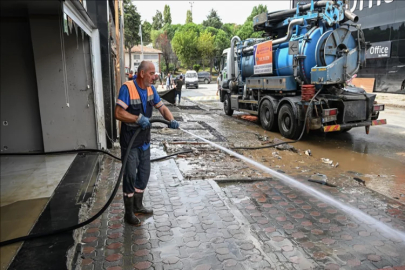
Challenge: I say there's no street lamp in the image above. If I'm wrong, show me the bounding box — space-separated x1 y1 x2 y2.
189 2 194 16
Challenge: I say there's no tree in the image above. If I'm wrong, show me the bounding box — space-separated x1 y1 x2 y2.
172 29 199 69
214 29 229 57
186 10 193 24
163 5 172 25
204 26 219 37
246 4 267 23
198 31 215 72
142 20 152 45
123 0 141 70
152 10 164 30
155 32 173 74
151 29 164 48
202 9 223 29
221 23 238 37
163 24 181 40
236 5 267 40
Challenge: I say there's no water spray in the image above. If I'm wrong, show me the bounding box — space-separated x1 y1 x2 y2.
180 128 405 243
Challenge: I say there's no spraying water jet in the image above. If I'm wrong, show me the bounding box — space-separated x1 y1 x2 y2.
180 128 405 243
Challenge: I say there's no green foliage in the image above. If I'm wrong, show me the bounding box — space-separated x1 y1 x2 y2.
172 28 199 68
221 23 238 37
246 4 268 23
123 0 141 68
160 61 175 73
198 31 215 67
152 10 164 30
163 24 181 40
235 5 268 40
163 5 172 25
151 29 164 48
186 10 193 24
142 21 152 44
204 26 218 37
193 64 201 72
202 9 223 29
214 29 229 57
179 23 202 36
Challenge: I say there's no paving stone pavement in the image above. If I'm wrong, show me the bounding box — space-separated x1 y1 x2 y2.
77 147 405 270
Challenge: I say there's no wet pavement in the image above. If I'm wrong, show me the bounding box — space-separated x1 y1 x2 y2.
75 94 405 269
77 146 405 269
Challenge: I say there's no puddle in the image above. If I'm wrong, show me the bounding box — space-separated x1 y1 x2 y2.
0 197 49 269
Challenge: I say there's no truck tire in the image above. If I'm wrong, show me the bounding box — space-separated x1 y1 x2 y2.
224 94 234 116
278 103 302 140
259 100 276 131
204 79 209 84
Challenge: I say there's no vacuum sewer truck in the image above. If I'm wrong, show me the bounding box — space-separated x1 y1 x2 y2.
217 0 386 139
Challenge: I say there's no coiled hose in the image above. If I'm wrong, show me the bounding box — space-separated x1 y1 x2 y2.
0 119 182 247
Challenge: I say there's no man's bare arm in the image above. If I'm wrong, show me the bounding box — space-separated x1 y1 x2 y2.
115 106 140 123
157 105 174 121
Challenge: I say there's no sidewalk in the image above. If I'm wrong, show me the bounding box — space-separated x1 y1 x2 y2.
77 147 405 270
375 93 405 108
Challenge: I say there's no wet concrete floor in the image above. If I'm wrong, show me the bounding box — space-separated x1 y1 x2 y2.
0 154 76 269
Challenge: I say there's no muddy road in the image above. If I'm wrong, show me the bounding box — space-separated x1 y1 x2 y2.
154 83 405 203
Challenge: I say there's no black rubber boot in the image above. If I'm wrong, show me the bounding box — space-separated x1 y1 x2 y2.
133 192 153 214
124 196 140 225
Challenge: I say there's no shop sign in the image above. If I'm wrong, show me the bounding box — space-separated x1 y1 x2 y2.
366 41 391 59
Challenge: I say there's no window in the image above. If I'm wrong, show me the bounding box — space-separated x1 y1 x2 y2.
186 73 197 78
134 55 140 60
144 54 158 60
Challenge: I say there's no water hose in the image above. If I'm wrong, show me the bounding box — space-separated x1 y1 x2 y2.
0 119 174 247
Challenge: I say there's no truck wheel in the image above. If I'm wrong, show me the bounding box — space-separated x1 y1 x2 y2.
278 103 302 140
224 94 234 116
259 100 276 131
204 79 209 84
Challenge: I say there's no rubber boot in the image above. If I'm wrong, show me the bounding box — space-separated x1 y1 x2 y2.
124 196 140 225
133 192 153 214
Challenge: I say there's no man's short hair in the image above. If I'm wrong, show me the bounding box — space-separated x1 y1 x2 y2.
180 75 183 79
137 61 153 74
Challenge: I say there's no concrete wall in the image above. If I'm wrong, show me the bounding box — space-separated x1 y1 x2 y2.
87 0 116 148
0 18 44 153
30 16 97 151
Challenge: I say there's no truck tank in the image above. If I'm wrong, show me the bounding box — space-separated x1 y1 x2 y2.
234 0 364 86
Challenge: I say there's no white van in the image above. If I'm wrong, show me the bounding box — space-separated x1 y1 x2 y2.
185 70 199 89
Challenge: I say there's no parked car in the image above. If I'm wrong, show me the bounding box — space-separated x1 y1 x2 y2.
185 70 199 89
198 71 212 84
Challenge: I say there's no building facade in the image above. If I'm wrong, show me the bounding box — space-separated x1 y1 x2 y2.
1 0 125 153
125 45 162 74
291 0 405 93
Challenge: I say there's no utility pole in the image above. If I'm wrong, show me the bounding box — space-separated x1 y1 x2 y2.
189 2 194 16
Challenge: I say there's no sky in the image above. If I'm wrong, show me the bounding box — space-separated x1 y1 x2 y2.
133 1 291 25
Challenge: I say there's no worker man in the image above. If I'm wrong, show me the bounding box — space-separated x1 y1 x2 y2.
115 61 179 225
128 70 134 80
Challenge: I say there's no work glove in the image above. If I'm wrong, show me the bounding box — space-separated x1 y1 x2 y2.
136 114 150 130
169 119 179 129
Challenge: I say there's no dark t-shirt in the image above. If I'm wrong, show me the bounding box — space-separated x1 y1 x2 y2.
175 79 183 91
